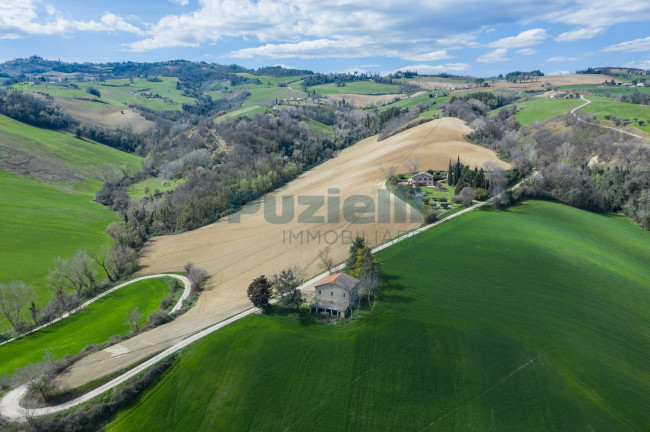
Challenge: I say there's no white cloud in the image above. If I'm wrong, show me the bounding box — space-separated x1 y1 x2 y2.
517 48 537 55
169 0 190 5
602 36 650 53
547 56 582 62
489 28 548 49
0 1 142 37
623 59 650 69
388 63 470 75
477 48 508 63
556 27 605 41
400 50 453 61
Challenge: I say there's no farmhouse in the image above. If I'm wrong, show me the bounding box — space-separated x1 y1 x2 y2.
409 171 434 187
310 273 359 317
548 92 567 99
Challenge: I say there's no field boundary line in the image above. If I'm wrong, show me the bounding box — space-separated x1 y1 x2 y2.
0 274 191 348
0 181 523 421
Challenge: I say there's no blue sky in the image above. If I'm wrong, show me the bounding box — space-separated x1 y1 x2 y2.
0 0 649 76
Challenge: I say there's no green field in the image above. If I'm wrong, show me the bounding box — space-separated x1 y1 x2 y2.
0 278 171 377
11 78 196 111
558 84 650 96
302 117 334 138
128 178 185 200
503 98 585 125
308 81 401 95
0 115 142 331
105 201 650 431
578 95 650 133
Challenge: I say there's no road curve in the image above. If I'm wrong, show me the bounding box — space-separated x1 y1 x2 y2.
0 184 521 421
0 274 191 347
571 96 650 142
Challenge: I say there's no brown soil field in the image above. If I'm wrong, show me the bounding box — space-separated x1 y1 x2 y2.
326 93 403 107
55 98 155 133
58 117 510 388
492 74 611 90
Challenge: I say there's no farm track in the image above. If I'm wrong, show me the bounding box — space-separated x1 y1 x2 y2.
571 96 650 142
0 184 527 421
0 274 191 348
0 117 511 421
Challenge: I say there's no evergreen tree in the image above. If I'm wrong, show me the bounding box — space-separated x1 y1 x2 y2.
247 275 272 311
346 236 367 269
448 160 452 184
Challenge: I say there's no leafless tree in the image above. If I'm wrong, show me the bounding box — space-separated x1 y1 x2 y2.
48 250 98 298
127 307 143 332
187 266 209 293
94 244 136 282
379 163 396 180
0 281 34 331
317 249 335 274
455 187 475 205
405 154 422 175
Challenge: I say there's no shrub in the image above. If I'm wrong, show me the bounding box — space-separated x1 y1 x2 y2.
474 187 488 201
146 310 172 328
424 210 439 224
86 86 101 97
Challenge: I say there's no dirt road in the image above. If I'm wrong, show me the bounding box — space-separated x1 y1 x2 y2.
57 117 510 388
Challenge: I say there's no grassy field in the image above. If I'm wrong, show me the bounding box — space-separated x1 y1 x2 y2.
105 201 650 431
558 84 650 96
128 178 185 200
0 277 171 377
498 98 585 125
309 81 401 95
0 115 142 330
578 95 650 133
11 78 195 111
302 117 334 138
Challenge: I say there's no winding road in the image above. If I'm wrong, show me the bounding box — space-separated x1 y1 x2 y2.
0 190 514 422
0 274 192 348
570 95 650 142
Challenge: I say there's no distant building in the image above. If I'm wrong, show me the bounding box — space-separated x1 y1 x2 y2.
310 273 359 317
409 172 434 187
548 92 567 99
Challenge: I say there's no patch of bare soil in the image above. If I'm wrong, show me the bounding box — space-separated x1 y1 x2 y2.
326 93 403 107
58 117 510 388
55 98 155 133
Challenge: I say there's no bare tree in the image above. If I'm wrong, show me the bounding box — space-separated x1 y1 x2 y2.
187 266 209 293
317 249 335 274
94 244 136 282
379 163 396 180
405 155 422 175
0 281 34 331
455 187 475 205
75 250 98 293
127 307 143 332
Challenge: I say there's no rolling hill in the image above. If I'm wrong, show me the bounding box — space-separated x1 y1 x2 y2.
0 115 142 331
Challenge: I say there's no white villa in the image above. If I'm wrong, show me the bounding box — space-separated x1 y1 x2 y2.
310 273 359 317
409 172 434 187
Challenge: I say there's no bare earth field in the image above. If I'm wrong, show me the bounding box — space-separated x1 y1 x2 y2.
55 98 155 133
326 93 403 107
58 117 510 388
492 74 610 90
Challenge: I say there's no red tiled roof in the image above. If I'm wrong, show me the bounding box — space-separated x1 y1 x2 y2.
315 272 359 291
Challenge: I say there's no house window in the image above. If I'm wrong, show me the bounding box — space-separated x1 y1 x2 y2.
318 290 321 295
343 293 346 297
331 291 333 296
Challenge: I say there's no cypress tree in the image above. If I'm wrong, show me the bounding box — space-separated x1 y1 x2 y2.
448 160 452 184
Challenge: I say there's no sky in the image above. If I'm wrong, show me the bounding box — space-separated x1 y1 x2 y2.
0 0 649 77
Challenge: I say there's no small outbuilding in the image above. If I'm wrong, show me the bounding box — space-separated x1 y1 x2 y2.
310 273 359 317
